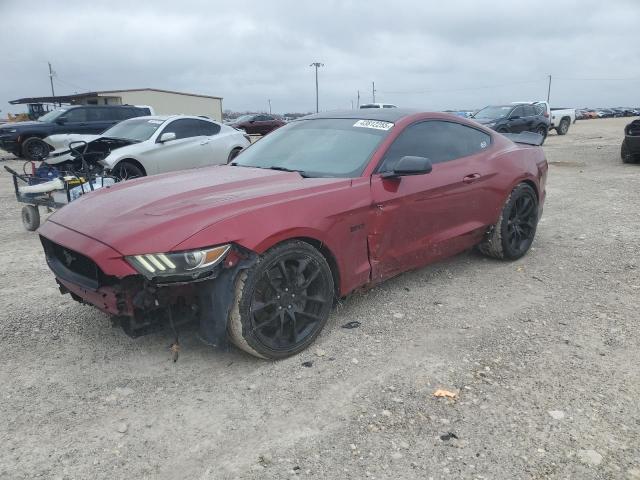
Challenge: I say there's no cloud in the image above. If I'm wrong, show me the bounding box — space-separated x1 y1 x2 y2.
1 0 639 114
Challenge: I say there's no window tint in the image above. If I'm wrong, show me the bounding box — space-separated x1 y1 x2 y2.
379 121 491 172
511 106 525 118
534 104 546 116
198 119 221 136
160 119 204 140
523 105 536 117
63 108 87 122
87 108 116 121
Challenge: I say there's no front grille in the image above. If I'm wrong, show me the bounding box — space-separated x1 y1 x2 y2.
41 236 100 288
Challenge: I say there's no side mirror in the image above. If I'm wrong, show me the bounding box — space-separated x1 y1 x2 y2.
381 156 433 179
159 132 176 143
510 115 520 120
55 117 67 125
248 120 256 123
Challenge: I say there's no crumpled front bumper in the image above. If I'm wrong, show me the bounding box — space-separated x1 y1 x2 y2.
38 220 257 345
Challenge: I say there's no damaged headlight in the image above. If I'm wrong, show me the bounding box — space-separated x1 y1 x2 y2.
126 245 231 281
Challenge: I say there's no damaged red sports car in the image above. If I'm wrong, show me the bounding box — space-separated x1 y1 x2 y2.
38 110 548 359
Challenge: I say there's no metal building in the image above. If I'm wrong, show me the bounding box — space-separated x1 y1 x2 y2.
10 88 224 122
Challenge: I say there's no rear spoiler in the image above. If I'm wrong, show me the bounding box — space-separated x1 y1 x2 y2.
502 131 544 146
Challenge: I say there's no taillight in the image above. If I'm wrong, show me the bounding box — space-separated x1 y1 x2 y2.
544 112 549 117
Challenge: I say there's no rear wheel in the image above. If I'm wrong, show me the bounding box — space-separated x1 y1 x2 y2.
227 241 334 359
21 205 40 231
227 147 242 163
22 137 49 161
478 183 539 260
535 125 548 144
112 161 144 181
556 118 570 135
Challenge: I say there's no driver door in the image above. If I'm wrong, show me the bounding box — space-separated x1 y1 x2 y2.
144 119 210 174
368 120 496 281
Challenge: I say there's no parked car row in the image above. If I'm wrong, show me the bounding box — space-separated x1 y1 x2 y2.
577 107 640 120
0 105 153 160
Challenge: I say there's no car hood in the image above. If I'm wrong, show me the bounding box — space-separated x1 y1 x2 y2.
45 133 100 151
0 120 44 131
47 165 350 255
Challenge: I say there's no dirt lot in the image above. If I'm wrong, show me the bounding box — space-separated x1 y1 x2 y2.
0 118 638 480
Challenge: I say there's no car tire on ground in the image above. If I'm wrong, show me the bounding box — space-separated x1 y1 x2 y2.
227 147 242 163
556 118 570 135
227 240 335 359
478 183 539 261
112 161 145 181
621 141 636 164
21 205 40 231
535 125 548 145
21 137 50 161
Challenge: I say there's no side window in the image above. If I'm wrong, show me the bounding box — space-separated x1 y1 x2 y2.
262 115 274 121
378 121 491 172
87 108 115 121
523 105 536 117
534 104 546 116
63 108 87 122
511 106 526 118
198 120 221 136
160 119 204 140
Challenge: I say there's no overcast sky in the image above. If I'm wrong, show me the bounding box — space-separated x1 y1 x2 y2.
1 0 639 114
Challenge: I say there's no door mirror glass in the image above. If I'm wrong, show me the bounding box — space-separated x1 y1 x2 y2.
55 117 67 125
509 115 520 120
159 132 177 143
382 156 432 178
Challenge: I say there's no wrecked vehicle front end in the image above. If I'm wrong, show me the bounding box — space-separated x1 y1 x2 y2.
39 221 256 347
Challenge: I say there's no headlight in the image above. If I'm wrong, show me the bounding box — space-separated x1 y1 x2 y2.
126 245 231 281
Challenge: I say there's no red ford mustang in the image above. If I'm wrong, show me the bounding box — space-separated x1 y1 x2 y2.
38 110 548 359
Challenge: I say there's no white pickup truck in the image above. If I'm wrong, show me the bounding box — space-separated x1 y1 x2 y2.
513 101 576 135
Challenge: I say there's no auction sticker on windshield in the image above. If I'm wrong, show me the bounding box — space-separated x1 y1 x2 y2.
353 120 394 131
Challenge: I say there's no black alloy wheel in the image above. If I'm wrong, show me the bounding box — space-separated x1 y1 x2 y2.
505 190 538 257
22 138 49 161
228 241 334 359
478 183 539 260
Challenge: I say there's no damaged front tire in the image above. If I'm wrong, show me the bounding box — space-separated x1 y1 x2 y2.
227 241 334 359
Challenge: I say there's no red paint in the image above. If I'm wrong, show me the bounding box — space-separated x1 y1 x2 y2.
39 112 548 301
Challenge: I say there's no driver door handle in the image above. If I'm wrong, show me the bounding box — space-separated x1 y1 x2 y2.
200 140 211 145
463 173 481 184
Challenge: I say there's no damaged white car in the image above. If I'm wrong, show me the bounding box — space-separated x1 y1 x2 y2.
44 115 251 179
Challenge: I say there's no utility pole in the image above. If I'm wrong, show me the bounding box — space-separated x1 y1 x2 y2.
310 62 324 113
372 81 376 103
48 62 56 102
357 90 360 109
268 99 272 114
546 74 552 103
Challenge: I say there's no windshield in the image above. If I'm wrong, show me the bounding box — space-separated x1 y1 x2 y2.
234 115 254 123
232 118 391 178
38 109 68 122
101 118 164 142
474 106 513 120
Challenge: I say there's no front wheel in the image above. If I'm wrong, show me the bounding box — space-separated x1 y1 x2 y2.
227 241 335 359
112 161 144 181
478 183 539 260
22 137 50 161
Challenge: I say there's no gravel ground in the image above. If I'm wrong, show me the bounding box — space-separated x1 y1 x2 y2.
0 118 638 480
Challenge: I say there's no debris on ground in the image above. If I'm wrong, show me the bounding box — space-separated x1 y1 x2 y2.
341 321 361 329
433 389 458 400
439 432 458 441
301 361 313 368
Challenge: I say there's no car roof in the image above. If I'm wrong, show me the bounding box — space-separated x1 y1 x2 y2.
298 108 423 122
127 114 218 123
